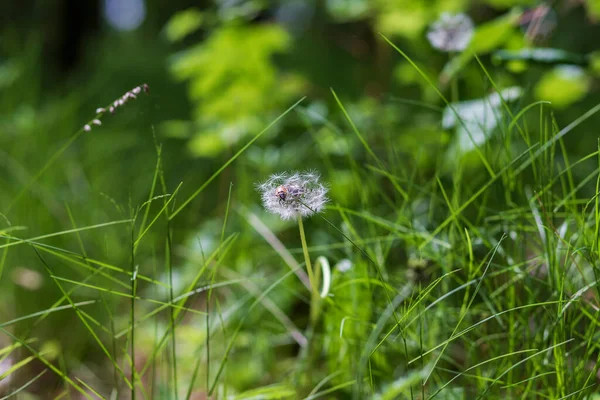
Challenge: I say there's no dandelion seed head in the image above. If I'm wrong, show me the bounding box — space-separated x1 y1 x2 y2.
427 13 474 52
256 170 329 220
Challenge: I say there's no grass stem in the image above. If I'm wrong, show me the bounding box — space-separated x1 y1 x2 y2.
297 216 320 326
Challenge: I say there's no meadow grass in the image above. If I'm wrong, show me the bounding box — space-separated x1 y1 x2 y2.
1 46 600 400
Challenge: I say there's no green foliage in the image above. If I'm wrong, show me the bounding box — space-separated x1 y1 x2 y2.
442 86 522 161
2 0 600 398
169 24 304 157
535 65 590 109
233 384 296 399
441 10 521 82
483 0 535 8
373 0 468 38
586 0 600 19
325 0 370 21
164 8 205 42
323 259 372 385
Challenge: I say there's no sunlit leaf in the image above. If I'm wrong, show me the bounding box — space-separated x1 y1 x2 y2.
326 0 370 21
233 383 295 399
534 65 589 109
164 8 204 42
483 0 534 8
587 0 600 19
168 24 304 157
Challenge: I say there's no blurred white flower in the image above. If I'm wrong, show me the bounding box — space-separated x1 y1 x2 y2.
442 86 523 153
335 259 352 273
427 13 474 52
12 267 43 290
257 171 329 220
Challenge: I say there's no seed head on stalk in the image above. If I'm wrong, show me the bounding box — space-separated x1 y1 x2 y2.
256 171 329 220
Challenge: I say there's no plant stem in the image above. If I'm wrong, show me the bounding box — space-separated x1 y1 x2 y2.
297 215 320 325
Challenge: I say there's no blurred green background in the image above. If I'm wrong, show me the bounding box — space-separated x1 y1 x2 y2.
2 0 600 398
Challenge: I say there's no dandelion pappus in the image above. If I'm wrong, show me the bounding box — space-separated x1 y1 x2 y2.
257 171 329 220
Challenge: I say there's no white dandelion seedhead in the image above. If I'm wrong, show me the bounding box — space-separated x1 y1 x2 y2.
427 13 474 53
257 171 329 220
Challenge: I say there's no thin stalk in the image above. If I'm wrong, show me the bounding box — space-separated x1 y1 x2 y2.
294 215 321 394
130 222 136 400
166 223 178 400
297 216 320 325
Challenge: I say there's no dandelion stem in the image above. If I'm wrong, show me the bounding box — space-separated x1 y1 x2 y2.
297 215 320 325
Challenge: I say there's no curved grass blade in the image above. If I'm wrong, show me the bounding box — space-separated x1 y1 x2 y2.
32 247 133 389
0 369 47 400
170 97 306 220
0 328 92 399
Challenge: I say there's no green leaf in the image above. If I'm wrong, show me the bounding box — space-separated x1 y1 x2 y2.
587 0 600 19
168 25 304 157
233 383 295 399
326 0 370 21
483 0 535 8
535 65 590 109
164 8 204 42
